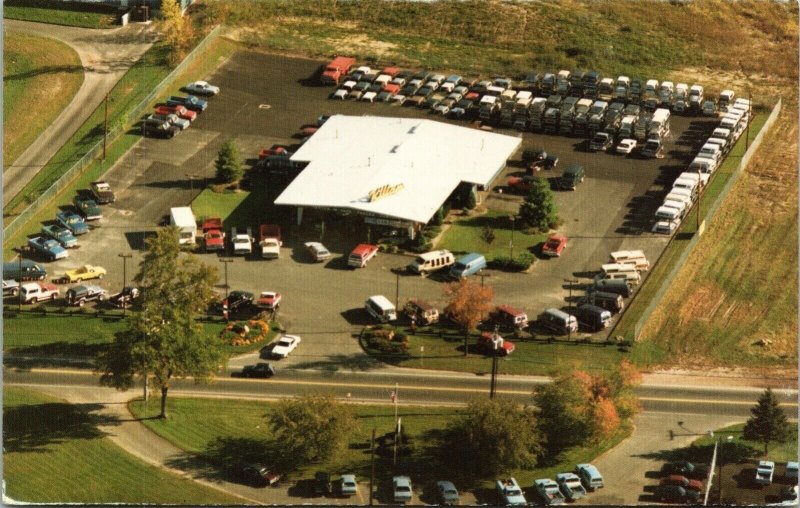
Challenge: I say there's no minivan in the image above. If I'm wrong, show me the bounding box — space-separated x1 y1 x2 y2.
609 250 650 271
588 291 625 313
688 157 717 175
678 171 708 188
407 250 455 276
698 143 721 162
560 164 585 190
712 127 733 146
665 191 693 209
488 304 529 331
575 304 612 331
449 253 487 279
594 278 632 297
576 464 605 491
655 202 685 222
365 295 397 323
596 269 641 286
403 299 439 325
673 177 699 195
3 260 47 282
537 308 578 335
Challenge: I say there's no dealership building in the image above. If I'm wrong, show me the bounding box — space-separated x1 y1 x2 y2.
274 115 521 238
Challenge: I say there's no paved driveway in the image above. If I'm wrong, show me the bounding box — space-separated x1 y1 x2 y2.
3 20 158 205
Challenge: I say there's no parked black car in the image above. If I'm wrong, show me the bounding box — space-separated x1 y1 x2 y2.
235 463 280 487
314 472 332 496
654 485 699 504
239 363 275 378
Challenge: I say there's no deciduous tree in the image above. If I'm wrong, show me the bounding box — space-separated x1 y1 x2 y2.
743 388 791 455
159 0 192 65
442 398 543 478
519 177 558 232
443 279 493 356
97 227 225 419
268 394 357 466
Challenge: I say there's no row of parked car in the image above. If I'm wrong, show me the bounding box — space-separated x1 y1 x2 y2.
651 97 752 235
141 81 219 138
497 464 604 506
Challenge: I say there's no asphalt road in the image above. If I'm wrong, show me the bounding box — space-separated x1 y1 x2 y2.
3 20 158 205
6 368 796 419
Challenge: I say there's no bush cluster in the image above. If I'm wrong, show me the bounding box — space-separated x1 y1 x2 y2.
364 326 408 354
489 252 535 271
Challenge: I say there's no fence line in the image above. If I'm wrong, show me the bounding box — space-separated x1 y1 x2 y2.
631 98 783 340
3 25 222 243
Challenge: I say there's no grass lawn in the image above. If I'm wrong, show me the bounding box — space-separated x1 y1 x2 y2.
4 2 117 29
363 324 628 376
3 36 241 260
129 395 630 498
437 210 547 262
2 311 270 362
191 170 284 230
4 32 84 167
3 386 242 504
692 423 798 464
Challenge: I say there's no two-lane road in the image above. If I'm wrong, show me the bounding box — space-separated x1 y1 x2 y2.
5 367 796 418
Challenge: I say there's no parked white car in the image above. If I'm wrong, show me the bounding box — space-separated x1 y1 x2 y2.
271 334 301 358
185 81 220 96
361 91 378 102
616 138 637 154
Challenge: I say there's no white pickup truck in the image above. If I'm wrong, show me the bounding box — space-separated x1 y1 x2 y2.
231 227 253 256
535 479 565 505
755 460 775 486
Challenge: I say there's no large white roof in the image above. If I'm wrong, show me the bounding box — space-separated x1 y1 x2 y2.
274 115 521 223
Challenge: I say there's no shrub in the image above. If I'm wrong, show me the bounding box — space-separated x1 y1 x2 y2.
489 252 535 271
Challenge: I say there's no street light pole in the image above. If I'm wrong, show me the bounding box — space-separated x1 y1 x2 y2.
696 167 702 231
219 258 234 299
490 325 500 399
118 253 132 316
103 93 109 160
564 278 578 341
395 271 400 310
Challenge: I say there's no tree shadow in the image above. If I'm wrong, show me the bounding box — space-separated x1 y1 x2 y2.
4 400 120 453
164 436 288 486
4 64 85 82
5 341 110 369
290 353 385 373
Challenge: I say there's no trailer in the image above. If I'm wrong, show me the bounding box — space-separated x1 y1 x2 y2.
170 207 197 245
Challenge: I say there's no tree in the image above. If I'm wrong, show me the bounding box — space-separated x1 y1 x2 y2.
442 398 543 478
464 187 477 210
518 177 558 231
268 394 356 466
97 227 225 419
215 139 243 183
743 388 791 455
159 0 192 66
431 206 445 226
443 279 493 356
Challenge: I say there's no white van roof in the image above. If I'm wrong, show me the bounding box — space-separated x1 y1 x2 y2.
666 192 692 204
602 263 639 274
367 295 395 310
416 250 453 261
706 137 727 146
673 177 698 189
712 127 732 137
679 172 701 181
720 89 735 99
610 250 646 261
701 143 721 152
690 84 704 92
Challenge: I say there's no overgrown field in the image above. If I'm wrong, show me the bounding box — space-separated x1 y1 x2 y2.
3 387 242 504
3 32 83 167
638 111 798 370
193 0 797 97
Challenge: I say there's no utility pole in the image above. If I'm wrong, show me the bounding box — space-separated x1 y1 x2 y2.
118 253 132 316
490 325 500 399
395 271 400 310
103 93 109 160
219 258 234 299
369 428 375 506
564 278 578 341
509 216 515 260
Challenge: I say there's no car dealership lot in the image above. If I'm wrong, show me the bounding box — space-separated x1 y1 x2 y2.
30 50 721 365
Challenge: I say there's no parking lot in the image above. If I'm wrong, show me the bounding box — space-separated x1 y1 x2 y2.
25 50 722 367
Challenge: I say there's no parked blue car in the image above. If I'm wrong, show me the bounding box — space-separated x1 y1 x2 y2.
56 210 89 235
167 95 207 112
28 236 68 261
41 224 78 248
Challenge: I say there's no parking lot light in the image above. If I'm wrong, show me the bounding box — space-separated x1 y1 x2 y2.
563 278 579 341
118 253 133 316
219 258 234 299
509 215 516 260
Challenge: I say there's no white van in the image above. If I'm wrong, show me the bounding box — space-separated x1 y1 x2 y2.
720 117 739 136
662 198 688 217
679 171 709 187
407 250 455 276
706 137 728 153
596 270 641 285
601 262 638 275
719 89 735 112
170 207 197 245
673 177 699 195
665 191 693 209
712 127 733 147
655 201 685 221
365 295 397 323
698 143 721 163
668 186 696 203
689 156 717 175
609 250 650 271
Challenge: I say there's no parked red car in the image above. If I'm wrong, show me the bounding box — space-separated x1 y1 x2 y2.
155 104 196 122
660 475 703 492
542 234 568 257
258 146 290 159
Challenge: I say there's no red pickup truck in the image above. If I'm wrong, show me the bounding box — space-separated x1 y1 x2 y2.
320 56 356 85
155 104 197 122
258 146 290 159
477 331 515 356
202 217 225 252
